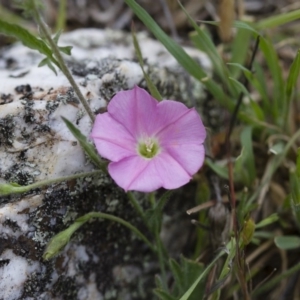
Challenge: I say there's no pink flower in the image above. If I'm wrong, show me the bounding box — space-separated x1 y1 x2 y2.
90 86 206 192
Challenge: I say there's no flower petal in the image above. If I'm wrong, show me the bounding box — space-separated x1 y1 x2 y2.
108 156 162 192
153 152 192 189
157 108 206 146
107 86 158 138
90 113 136 162
151 100 193 133
164 144 205 176
109 149 199 192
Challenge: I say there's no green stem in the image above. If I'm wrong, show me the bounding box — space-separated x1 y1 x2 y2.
55 0 67 31
80 212 156 252
155 230 168 290
127 191 169 290
44 211 155 260
127 191 148 224
252 262 300 296
149 192 156 207
32 4 95 122
0 170 103 196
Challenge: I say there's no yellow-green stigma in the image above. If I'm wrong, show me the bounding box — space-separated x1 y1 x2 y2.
138 138 160 159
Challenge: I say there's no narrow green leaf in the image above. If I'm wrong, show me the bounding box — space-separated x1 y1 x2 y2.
0 19 58 66
290 169 300 226
274 236 300 250
53 30 62 44
153 289 176 300
227 63 252 77
249 100 265 121
205 159 229 180
230 28 252 78
124 0 230 109
253 262 300 296
61 117 106 171
58 45 73 55
38 57 48 67
228 63 268 116
296 148 300 178
179 241 230 300
169 259 185 294
286 50 300 100
169 256 205 300
229 77 249 96
233 21 259 35
257 9 300 30
199 20 259 35
259 37 285 121
240 126 256 179
234 126 256 186
38 57 57 75
189 32 238 97
145 191 172 233
255 213 279 229
131 26 162 101
178 2 228 84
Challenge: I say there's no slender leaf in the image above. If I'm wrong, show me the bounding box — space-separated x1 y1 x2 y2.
179 242 230 300
255 213 279 229
132 26 162 100
230 28 252 78
205 159 229 179
58 45 73 55
61 117 106 171
0 19 58 66
286 50 300 101
154 289 176 300
124 0 230 108
274 236 300 250
290 167 300 226
229 77 249 96
259 37 285 121
234 126 256 186
227 62 252 76
169 256 205 300
253 262 300 296
257 9 300 30
38 57 57 75
179 1 229 88
145 191 173 233
297 148 300 179
200 20 259 35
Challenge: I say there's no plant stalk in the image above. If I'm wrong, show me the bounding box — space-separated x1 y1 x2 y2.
32 4 95 121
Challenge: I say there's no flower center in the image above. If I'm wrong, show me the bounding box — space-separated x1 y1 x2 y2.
138 137 160 159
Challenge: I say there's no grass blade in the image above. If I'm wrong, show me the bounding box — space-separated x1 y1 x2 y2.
131 25 163 101
124 0 230 109
257 9 300 30
259 37 285 122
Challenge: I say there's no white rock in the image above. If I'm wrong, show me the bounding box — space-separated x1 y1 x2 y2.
0 28 211 299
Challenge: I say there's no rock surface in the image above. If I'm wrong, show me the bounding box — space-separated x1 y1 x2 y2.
0 28 210 299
